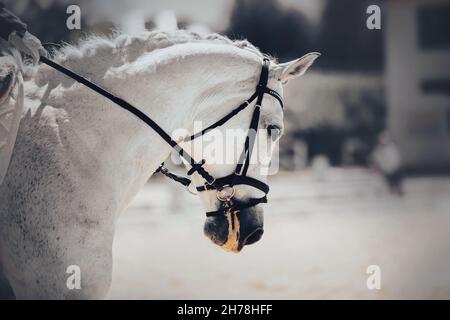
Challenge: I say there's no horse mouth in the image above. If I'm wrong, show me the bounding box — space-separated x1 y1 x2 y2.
203 205 264 253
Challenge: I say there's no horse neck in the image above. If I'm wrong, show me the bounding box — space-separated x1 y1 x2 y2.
38 43 260 211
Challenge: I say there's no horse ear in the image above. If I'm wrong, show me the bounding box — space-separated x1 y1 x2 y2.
275 52 320 84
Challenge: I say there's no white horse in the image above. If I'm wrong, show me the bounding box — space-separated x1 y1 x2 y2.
0 30 319 299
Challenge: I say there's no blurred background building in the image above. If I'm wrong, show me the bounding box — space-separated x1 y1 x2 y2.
386 0 450 172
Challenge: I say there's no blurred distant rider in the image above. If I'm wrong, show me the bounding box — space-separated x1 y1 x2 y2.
371 132 403 196
0 2 46 184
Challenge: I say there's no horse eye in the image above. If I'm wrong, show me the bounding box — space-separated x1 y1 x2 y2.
267 125 282 141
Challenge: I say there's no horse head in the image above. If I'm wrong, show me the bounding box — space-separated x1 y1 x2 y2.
179 52 320 252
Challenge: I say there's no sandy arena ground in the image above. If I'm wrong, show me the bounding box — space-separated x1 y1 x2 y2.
107 168 450 299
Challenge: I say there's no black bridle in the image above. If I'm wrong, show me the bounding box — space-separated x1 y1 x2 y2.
40 56 283 216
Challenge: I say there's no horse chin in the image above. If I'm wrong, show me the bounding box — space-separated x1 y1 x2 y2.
203 205 264 253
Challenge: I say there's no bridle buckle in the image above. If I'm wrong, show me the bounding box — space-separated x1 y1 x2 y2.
216 185 235 202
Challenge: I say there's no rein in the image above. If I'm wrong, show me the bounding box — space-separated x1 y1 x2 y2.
39 55 283 216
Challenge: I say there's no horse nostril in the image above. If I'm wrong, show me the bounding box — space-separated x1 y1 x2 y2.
243 228 264 246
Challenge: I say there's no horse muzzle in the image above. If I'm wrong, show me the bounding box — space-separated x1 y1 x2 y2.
203 202 264 253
